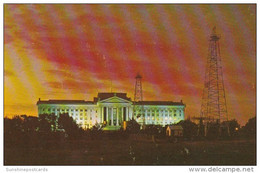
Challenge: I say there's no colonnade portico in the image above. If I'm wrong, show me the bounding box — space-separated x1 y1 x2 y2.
100 106 130 126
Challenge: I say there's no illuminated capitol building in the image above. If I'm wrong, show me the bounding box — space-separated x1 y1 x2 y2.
37 92 185 130
37 74 185 130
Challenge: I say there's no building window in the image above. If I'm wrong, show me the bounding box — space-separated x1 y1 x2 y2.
76 109 78 111
85 109 87 112
42 108 45 111
80 109 83 112
66 109 69 111
57 109 60 111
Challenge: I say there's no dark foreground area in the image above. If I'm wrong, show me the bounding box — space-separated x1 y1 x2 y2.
5 137 256 165
4 115 256 165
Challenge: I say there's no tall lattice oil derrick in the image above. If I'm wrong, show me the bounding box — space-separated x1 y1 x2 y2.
200 27 228 136
133 73 145 125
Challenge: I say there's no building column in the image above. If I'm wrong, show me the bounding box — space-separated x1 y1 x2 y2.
92 109 94 122
156 110 158 125
121 107 124 122
168 109 170 124
126 107 129 121
150 110 153 124
116 107 119 126
173 109 176 124
163 109 165 126
109 107 114 126
106 107 108 123
145 109 147 124
170 109 173 124
154 110 156 125
101 106 103 123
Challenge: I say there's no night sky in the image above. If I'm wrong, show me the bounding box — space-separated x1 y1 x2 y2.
4 4 256 125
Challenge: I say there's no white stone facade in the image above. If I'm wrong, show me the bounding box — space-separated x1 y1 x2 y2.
37 92 185 130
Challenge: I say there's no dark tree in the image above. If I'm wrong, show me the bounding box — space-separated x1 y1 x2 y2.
38 113 57 133
143 125 161 135
241 116 256 138
4 116 23 133
58 113 83 139
222 119 240 137
4 115 40 147
178 120 198 140
126 119 140 134
4 116 23 147
21 115 39 132
198 118 205 137
206 121 220 140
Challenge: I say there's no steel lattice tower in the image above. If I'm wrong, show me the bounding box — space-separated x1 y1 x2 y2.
200 27 228 123
133 74 145 123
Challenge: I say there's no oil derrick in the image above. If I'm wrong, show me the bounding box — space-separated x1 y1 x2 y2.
133 73 145 126
200 27 229 137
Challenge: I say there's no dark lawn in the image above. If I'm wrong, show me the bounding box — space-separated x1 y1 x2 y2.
4 138 256 165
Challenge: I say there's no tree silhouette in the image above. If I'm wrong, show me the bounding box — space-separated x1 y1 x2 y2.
126 119 140 134
4 116 23 147
21 115 39 132
144 125 161 135
58 113 83 139
38 113 57 133
241 116 256 138
178 120 198 139
206 121 221 140
222 119 240 137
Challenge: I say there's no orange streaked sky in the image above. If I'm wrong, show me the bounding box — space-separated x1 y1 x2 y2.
4 4 256 125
